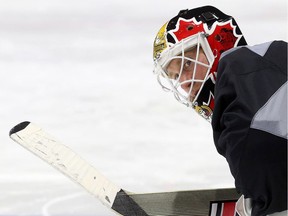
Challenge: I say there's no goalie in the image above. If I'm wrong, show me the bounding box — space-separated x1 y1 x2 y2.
153 5 287 216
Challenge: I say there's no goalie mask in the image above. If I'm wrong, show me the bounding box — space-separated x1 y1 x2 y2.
153 6 247 122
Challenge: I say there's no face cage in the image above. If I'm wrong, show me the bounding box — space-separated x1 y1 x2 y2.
153 33 214 108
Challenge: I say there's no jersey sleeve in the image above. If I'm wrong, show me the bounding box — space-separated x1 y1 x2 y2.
212 41 287 216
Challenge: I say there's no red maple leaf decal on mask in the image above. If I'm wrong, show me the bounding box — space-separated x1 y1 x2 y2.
207 21 240 55
170 18 205 42
206 20 241 74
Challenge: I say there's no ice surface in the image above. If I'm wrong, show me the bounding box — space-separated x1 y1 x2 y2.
0 0 287 215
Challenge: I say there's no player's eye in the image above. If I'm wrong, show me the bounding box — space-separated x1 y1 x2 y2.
167 71 179 80
184 60 192 69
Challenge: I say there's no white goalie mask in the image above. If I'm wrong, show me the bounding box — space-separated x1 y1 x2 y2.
154 32 214 108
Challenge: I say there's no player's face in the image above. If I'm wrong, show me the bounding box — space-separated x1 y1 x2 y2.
166 48 209 102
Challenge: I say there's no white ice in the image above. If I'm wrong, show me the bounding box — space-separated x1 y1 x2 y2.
0 0 287 215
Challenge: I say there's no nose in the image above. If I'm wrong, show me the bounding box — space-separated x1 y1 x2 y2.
179 72 192 93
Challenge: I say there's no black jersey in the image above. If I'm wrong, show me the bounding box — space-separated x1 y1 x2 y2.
212 41 287 216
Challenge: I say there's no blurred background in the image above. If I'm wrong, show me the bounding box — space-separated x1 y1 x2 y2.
0 0 287 215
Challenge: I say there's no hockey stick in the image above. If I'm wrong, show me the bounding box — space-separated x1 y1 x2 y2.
10 121 240 216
